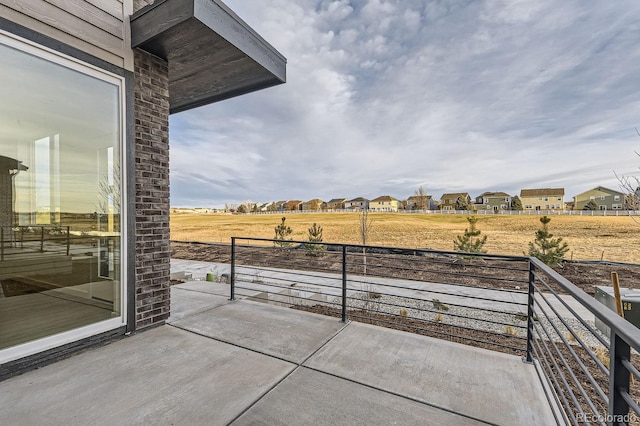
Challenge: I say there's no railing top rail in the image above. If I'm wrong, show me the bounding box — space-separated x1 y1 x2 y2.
530 257 640 352
230 236 531 262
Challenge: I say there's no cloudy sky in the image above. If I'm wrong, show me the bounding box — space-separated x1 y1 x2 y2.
169 0 640 208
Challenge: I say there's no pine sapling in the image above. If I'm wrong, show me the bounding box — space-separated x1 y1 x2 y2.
527 215 569 266
305 223 325 256
274 217 293 248
453 216 487 254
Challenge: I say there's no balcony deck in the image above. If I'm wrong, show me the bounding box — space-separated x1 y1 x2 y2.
0 277 557 425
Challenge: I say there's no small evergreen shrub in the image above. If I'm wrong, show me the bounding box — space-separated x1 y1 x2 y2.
274 217 293 248
305 223 325 256
527 215 569 266
432 298 449 311
453 216 487 254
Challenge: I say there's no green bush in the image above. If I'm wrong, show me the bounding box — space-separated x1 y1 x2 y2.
274 217 293 248
527 216 569 266
453 216 487 254
305 223 325 256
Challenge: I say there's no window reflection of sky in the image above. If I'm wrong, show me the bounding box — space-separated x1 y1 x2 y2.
0 42 121 214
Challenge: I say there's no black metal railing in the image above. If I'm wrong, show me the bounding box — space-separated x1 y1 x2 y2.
229 237 532 355
0 225 71 261
222 237 640 425
529 258 640 425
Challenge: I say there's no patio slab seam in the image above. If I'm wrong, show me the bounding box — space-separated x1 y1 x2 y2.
167 308 352 366
172 286 232 297
225 320 354 424
296 364 497 426
167 297 234 324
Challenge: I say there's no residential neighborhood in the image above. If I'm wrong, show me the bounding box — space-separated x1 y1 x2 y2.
172 185 638 213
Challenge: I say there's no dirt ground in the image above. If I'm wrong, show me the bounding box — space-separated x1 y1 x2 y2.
171 241 640 295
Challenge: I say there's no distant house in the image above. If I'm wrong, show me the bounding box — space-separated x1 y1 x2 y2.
474 192 512 211
573 186 626 210
369 195 402 212
406 195 435 210
439 193 471 211
301 198 325 211
345 197 369 210
258 202 275 212
284 200 303 211
326 198 348 210
274 200 288 211
520 188 565 211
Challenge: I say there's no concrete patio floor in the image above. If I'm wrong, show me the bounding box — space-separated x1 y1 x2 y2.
0 279 558 425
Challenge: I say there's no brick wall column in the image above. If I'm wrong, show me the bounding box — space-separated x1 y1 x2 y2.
133 49 170 329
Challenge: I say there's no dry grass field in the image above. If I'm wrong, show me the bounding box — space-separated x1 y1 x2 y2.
170 212 640 264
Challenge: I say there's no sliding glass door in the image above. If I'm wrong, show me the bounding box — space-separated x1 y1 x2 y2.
0 32 125 354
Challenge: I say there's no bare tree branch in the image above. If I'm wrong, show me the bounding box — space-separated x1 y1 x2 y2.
358 208 373 275
615 148 640 224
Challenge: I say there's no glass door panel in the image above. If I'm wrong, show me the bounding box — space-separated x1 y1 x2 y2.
0 36 124 350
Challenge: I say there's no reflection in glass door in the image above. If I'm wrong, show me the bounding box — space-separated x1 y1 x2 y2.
0 34 124 353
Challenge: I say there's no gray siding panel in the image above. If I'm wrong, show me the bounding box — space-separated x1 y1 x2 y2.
85 0 124 19
45 0 123 37
0 4 122 65
0 0 128 68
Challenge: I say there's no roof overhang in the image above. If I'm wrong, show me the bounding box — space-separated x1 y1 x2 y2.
130 0 286 114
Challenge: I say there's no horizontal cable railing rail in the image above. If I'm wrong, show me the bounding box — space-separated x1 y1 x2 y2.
528 258 640 425
230 237 531 357
0 225 119 262
0 225 71 260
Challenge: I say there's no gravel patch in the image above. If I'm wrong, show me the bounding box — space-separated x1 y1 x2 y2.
341 293 608 350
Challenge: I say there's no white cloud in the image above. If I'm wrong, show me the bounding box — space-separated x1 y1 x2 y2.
169 0 640 207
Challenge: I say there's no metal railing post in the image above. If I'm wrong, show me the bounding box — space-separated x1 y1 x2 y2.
230 237 236 301
526 260 535 363
40 226 44 252
609 332 631 423
341 244 347 322
66 226 70 256
1 227 4 261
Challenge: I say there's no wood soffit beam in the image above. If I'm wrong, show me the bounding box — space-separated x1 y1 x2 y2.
130 0 286 114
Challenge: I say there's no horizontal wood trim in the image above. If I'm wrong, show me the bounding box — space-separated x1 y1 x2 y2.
0 0 125 58
0 3 123 67
44 0 123 38
85 0 123 19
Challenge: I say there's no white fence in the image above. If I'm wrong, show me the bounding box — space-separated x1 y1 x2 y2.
235 209 640 217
